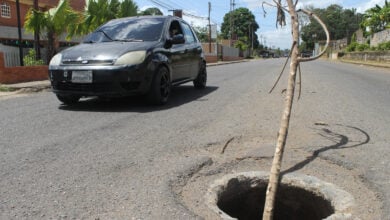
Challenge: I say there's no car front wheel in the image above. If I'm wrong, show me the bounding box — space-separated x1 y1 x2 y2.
147 66 171 105
56 94 81 105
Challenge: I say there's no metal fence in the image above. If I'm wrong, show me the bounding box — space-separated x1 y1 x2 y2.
0 44 21 67
0 44 49 67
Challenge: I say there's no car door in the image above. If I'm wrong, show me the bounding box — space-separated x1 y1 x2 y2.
167 20 189 82
180 21 202 79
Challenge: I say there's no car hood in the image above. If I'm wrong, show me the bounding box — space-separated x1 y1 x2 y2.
60 41 158 61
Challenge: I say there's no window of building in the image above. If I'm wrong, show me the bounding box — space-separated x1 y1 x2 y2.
1 2 11 18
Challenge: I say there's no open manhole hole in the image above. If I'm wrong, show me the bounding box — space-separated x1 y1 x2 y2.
206 172 354 220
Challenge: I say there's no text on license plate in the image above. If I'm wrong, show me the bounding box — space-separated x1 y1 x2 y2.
72 70 93 83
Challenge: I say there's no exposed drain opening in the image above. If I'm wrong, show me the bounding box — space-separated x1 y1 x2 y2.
207 172 354 220
217 180 333 220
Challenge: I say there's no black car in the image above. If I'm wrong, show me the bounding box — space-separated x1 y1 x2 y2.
48 16 207 105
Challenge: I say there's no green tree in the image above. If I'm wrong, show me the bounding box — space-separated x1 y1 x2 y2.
68 0 138 38
24 0 79 63
118 0 139 17
193 26 209 42
140 7 163 16
220 7 260 49
361 0 390 36
300 4 362 50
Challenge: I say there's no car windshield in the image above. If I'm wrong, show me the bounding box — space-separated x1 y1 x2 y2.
83 17 165 43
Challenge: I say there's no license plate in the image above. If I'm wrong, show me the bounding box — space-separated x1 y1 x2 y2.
71 70 93 83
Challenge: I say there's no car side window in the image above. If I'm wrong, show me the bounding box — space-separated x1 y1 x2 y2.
181 22 196 44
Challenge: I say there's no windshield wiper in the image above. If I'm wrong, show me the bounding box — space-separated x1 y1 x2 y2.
114 38 144 42
96 30 114 41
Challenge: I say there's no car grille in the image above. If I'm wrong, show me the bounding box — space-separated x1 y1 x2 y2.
53 82 115 93
53 82 141 93
62 60 114 65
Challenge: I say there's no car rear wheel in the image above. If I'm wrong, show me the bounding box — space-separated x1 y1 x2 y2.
147 66 171 105
56 94 81 105
193 64 207 89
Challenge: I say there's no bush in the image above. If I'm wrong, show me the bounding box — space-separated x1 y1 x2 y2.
345 42 358 52
377 41 390 50
356 43 370 51
23 49 45 66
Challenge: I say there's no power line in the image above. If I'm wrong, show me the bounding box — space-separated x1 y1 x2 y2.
146 0 174 10
145 0 216 25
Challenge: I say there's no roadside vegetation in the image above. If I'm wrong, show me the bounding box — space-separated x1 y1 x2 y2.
23 49 45 66
0 84 15 92
299 1 389 53
346 39 390 52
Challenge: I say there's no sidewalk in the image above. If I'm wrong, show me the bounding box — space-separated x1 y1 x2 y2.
0 80 51 97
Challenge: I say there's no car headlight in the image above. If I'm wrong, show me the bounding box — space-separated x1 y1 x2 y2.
49 53 62 68
114 51 146 66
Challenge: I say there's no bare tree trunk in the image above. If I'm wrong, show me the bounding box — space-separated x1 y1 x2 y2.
262 1 299 219
262 1 330 219
33 0 41 60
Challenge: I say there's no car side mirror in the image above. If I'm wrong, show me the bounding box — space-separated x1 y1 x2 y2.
171 34 185 44
164 34 185 49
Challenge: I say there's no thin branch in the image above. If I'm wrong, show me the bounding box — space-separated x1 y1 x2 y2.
294 0 299 7
221 137 235 154
297 9 330 62
262 1 289 17
275 0 286 27
269 41 296 93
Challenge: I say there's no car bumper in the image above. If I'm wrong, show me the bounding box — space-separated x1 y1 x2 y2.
49 64 154 97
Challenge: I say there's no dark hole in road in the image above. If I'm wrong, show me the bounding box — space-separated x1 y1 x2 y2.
216 178 334 220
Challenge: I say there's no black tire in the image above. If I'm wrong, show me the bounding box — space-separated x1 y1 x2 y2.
193 64 207 89
56 94 81 105
147 66 171 105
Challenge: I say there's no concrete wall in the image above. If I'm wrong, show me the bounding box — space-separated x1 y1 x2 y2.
0 52 48 84
371 29 390 47
342 51 390 63
201 43 244 63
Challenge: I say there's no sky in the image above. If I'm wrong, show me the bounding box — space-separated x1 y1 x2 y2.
133 0 387 49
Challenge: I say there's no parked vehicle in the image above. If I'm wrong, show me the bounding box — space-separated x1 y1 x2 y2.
48 16 207 105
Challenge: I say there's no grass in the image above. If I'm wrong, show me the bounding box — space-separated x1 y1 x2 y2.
0 84 16 92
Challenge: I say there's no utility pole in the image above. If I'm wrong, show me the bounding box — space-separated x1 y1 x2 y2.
16 0 23 66
208 2 211 53
229 0 232 46
33 0 41 60
229 0 236 46
251 23 254 55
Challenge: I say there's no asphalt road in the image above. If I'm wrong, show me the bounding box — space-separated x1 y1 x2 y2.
0 59 389 219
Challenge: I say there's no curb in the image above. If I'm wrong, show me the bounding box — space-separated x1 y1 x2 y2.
206 59 249 67
0 80 51 97
338 59 390 69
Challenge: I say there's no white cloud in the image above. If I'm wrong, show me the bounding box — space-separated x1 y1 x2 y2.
259 27 292 49
296 0 340 9
356 0 386 12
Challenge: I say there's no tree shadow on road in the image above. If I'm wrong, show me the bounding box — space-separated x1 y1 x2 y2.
281 124 370 175
58 85 218 113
